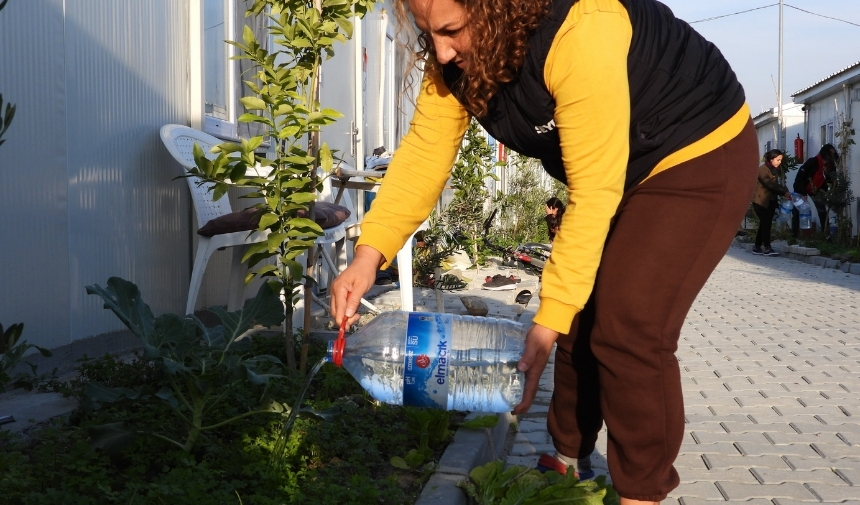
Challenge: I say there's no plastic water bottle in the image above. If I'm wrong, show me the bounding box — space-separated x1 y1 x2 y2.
328 311 525 412
790 192 806 209
799 203 812 230
779 199 793 226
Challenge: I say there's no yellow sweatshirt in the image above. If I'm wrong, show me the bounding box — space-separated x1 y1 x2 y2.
356 0 750 334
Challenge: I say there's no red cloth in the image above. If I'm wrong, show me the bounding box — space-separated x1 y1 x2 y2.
806 155 827 194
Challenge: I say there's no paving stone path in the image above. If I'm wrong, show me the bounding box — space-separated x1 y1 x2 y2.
508 245 860 504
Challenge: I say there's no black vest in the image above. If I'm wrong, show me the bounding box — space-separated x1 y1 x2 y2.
441 0 745 191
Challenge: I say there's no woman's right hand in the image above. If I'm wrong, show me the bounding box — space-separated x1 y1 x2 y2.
330 245 384 327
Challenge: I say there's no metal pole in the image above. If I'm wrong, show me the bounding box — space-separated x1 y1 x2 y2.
777 0 784 150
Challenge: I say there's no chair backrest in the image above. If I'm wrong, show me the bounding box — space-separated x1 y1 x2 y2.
160 124 233 227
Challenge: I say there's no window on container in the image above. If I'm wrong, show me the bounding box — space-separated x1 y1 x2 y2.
204 0 234 138
202 0 270 142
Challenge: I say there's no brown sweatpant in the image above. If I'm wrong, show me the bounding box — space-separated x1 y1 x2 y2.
547 120 759 501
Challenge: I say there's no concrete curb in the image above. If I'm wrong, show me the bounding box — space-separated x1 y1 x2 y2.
736 240 860 273
415 411 516 505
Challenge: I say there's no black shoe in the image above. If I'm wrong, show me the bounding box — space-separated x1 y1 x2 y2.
482 274 516 291
752 247 764 255
764 248 779 256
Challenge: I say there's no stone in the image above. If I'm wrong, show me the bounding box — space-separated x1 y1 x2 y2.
459 296 488 316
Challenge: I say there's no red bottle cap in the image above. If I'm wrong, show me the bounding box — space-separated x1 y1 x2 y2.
331 315 347 367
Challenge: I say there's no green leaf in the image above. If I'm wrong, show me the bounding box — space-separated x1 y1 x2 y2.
238 113 275 128
207 282 285 346
242 24 255 46
296 405 341 422
154 386 181 409
320 108 344 119
283 259 304 281
319 143 334 172
240 96 267 110
287 192 318 204
267 232 290 251
403 449 426 469
390 456 410 470
334 17 353 38
85 277 156 342
258 212 279 229
287 217 319 229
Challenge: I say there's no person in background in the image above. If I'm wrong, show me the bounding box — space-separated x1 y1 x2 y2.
751 149 790 256
331 0 758 502
792 144 838 237
545 196 566 242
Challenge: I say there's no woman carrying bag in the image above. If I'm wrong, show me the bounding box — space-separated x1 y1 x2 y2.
752 149 790 256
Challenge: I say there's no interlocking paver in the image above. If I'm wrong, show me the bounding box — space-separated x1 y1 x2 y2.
783 455 860 471
700 454 792 470
666 482 724 500
675 499 772 505
804 482 860 502
504 247 860 501
715 481 819 501
750 467 849 486
687 430 769 444
734 441 823 458
771 501 860 505
678 467 759 485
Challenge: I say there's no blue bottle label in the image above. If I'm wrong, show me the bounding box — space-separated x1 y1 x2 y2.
403 312 453 409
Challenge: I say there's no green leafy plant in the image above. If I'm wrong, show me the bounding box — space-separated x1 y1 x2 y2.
443 119 500 265
185 0 376 369
83 277 288 452
0 342 435 504
391 407 454 472
412 210 459 287
0 323 51 394
458 460 619 505
492 151 565 247
831 112 856 245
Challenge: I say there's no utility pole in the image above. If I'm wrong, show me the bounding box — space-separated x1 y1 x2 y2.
777 0 784 150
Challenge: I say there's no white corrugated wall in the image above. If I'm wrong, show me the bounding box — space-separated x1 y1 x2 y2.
0 0 192 348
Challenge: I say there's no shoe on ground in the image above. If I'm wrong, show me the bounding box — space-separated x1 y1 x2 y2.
486 274 520 283
375 271 393 285
764 248 779 256
535 454 595 480
482 274 516 290
751 247 764 255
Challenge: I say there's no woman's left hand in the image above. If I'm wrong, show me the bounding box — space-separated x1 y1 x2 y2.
513 323 560 414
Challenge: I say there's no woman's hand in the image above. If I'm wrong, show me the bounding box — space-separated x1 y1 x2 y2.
330 245 384 327
513 323 560 414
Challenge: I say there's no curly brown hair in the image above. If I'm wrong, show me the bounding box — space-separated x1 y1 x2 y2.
395 0 551 117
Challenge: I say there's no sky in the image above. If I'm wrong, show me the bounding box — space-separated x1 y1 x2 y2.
658 0 860 115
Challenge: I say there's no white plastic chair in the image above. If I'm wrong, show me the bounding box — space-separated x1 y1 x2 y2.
160 124 269 315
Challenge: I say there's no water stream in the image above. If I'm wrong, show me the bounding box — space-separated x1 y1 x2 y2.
270 357 327 470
